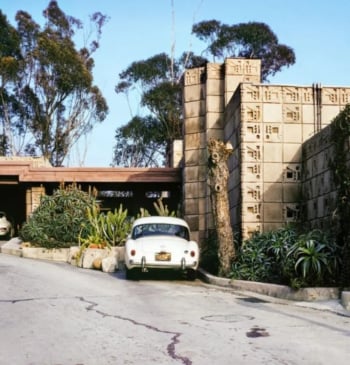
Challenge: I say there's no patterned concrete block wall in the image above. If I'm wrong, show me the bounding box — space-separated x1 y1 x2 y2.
299 88 350 230
182 58 260 243
223 59 262 238
302 118 350 230
26 186 46 219
302 124 337 229
170 139 184 168
321 87 350 126
182 66 207 243
182 57 350 244
227 84 307 238
203 63 225 236
223 82 350 240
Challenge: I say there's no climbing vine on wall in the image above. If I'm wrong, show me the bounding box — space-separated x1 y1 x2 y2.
330 104 350 288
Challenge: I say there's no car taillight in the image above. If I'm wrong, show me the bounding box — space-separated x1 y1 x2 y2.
130 249 136 256
190 250 196 257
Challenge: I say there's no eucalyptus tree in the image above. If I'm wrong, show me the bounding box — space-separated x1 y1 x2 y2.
114 19 295 167
113 51 207 167
114 53 193 167
0 1 108 166
0 11 21 155
113 115 166 167
192 20 296 81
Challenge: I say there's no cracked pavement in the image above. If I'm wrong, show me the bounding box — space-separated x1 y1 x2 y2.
1 253 350 365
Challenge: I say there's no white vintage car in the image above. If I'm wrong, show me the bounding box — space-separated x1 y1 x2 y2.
0 211 14 239
124 216 199 280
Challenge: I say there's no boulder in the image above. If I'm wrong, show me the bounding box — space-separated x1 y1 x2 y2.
93 257 102 270
0 237 23 257
68 246 80 265
81 248 109 269
102 256 118 272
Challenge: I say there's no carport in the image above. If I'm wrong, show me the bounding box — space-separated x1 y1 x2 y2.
0 158 182 235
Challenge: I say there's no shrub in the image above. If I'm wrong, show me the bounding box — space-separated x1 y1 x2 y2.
288 229 341 287
20 183 97 248
231 230 281 283
230 227 341 288
153 198 178 217
200 230 220 275
137 197 179 218
79 204 133 248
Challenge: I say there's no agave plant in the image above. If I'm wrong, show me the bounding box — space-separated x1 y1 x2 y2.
296 241 327 277
230 226 341 287
288 230 341 286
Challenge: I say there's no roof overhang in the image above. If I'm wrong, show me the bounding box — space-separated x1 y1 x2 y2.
0 161 182 184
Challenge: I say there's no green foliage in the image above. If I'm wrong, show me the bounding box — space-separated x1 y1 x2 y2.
231 230 280 283
0 11 20 78
136 198 178 218
0 11 21 155
230 227 341 288
100 205 133 246
77 204 133 262
20 184 134 250
288 230 341 287
114 18 294 166
0 1 109 165
153 198 177 217
330 104 350 288
137 207 151 218
117 53 174 87
192 20 296 81
114 51 205 167
78 205 108 249
20 183 97 248
112 115 166 167
79 204 133 248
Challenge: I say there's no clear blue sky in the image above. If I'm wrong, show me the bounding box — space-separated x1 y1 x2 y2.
2 0 350 166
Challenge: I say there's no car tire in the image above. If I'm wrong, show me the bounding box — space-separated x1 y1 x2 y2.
1 233 11 241
125 267 139 280
186 269 197 281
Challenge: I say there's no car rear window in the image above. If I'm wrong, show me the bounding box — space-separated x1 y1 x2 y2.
132 223 189 240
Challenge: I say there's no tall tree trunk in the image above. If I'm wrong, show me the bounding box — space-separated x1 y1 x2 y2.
207 138 235 277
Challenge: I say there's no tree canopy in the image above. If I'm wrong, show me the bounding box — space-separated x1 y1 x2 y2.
0 1 108 166
114 19 295 167
113 115 166 167
192 20 295 81
113 51 206 167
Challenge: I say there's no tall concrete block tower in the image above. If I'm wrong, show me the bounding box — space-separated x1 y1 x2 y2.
182 58 261 243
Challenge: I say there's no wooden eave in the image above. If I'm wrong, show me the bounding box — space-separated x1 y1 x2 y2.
0 161 182 184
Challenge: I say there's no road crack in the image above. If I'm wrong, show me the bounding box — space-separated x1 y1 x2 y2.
78 296 192 365
1 295 192 364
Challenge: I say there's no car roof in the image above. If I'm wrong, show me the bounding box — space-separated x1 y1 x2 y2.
132 216 189 228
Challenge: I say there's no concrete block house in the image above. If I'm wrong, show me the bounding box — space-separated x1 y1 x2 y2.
0 57 348 246
182 58 350 244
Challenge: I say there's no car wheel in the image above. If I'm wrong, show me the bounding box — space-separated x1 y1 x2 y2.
186 269 197 281
125 267 139 280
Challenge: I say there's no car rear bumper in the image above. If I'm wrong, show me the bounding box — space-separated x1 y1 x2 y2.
127 255 198 272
